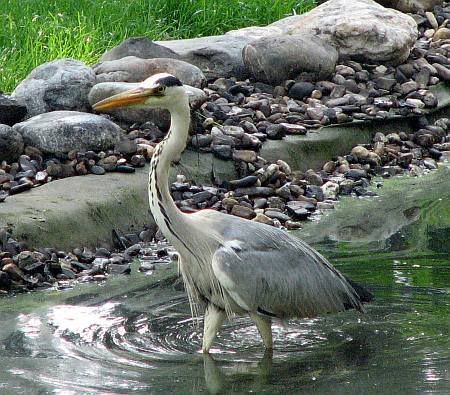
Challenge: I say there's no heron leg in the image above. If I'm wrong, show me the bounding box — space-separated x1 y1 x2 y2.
249 313 273 350
202 303 226 353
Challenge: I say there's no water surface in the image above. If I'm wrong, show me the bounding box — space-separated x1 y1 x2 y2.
0 171 449 394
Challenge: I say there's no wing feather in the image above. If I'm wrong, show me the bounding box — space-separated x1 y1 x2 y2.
206 214 363 318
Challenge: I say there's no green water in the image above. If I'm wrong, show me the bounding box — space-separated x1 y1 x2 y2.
0 167 449 394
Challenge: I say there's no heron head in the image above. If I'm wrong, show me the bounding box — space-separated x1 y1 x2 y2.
92 73 186 112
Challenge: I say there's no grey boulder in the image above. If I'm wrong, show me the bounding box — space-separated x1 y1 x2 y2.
376 0 443 12
88 82 207 127
0 124 24 162
13 111 124 155
243 34 338 85
100 37 180 62
93 56 206 88
271 0 418 65
155 26 281 79
11 59 96 118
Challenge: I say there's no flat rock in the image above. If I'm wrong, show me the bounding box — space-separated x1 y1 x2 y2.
11 59 96 118
88 82 206 127
13 111 124 155
0 95 27 126
243 34 338 85
94 56 206 88
0 125 24 162
100 37 180 62
271 0 418 65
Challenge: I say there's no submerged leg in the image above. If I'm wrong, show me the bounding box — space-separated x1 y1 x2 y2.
202 303 226 353
249 313 273 350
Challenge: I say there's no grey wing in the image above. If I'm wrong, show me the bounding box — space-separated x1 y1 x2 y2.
211 227 363 319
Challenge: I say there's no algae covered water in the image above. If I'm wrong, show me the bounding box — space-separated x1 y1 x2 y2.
0 169 449 394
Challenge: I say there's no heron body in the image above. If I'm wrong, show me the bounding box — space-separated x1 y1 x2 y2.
93 73 373 353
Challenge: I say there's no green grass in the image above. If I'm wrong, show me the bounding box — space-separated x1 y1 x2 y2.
0 0 316 93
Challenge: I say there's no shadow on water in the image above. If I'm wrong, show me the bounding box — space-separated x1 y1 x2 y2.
0 168 449 394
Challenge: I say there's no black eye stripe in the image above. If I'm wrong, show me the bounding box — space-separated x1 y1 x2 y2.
157 75 183 87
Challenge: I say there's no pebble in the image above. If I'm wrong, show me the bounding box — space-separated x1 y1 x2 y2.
231 204 256 219
91 165 106 175
253 213 274 226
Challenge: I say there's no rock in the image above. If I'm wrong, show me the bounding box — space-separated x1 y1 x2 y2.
264 210 291 223
271 0 418 65
155 27 280 79
323 161 337 173
423 158 438 170
376 0 443 12
321 181 340 199
2 263 26 282
374 77 397 91
88 81 206 128
100 37 180 62
13 111 124 155
400 81 418 95
46 164 75 178
191 190 214 204
345 169 368 180
266 124 286 140
94 56 206 88
433 27 450 42
231 204 256 219
0 125 24 162
234 187 273 197
227 175 258 189
286 201 314 220
433 64 450 82
305 169 323 186
91 165 106 175
243 34 338 85
285 220 303 230
11 59 95 118
351 146 370 159
253 213 274 226
232 150 257 162
212 145 233 160
116 165 135 173
0 95 27 126
288 82 316 100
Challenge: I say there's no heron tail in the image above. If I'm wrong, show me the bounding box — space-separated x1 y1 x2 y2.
344 276 374 304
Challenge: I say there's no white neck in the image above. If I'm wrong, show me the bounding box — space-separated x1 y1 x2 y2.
148 95 193 253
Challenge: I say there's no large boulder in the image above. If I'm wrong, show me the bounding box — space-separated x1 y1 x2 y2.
100 37 180 62
93 56 206 88
11 59 96 118
88 82 207 127
13 111 124 156
376 0 443 12
0 125 24 162
155 27 280 80
270 0 418 65
243 34 338 85
0 95 27 126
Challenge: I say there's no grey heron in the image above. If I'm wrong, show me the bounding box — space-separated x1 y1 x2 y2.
93 73 373 353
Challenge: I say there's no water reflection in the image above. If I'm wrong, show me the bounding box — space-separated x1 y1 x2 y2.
1 270 447 394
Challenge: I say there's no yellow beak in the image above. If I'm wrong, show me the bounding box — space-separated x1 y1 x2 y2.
92 87 159 111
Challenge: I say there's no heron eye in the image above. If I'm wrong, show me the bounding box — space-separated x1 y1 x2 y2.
156 86 165 94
